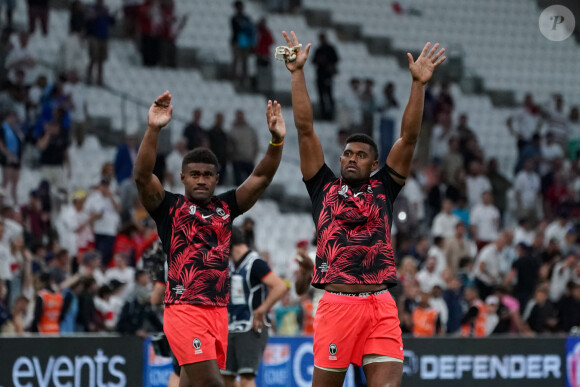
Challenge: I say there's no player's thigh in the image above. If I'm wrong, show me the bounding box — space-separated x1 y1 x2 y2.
363 360 403 387
182 360 225 387
312 366 347 387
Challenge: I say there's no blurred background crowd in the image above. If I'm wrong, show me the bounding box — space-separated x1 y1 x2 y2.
0 0 579 339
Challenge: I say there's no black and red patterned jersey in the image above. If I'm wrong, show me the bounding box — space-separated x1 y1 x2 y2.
148 190 241 306
304 164 403 289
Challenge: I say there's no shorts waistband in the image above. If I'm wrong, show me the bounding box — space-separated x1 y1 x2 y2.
327 288 389 297
322 289 391 304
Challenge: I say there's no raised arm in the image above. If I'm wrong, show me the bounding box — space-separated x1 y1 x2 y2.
235 100 286 213
282 31 324 180
386 42 446 184
133 91 173 213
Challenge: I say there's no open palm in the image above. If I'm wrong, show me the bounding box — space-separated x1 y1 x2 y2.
148 91 173 130
266 100 286 141
408 42 446 84
282 31 311 73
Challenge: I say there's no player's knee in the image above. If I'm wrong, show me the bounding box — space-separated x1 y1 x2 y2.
239 374 256 386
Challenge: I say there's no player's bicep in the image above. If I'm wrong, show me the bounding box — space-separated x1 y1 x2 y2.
385 137 414 185
298 131 325 180
136 174 165 213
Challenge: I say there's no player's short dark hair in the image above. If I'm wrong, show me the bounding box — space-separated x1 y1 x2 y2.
433 236 444 246
231 226 246 246
345 133 379 160
182 148 220 172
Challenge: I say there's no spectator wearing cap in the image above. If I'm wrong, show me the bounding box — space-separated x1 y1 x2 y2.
504 242 539 312
544 211 572 250
470 191 500 251
84 178 121 267
57 189 96 267
105 252 134 302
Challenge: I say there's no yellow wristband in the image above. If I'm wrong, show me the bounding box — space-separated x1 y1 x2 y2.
269 139 284 147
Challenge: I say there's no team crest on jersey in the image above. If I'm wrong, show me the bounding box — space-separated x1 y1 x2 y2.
189 205 197 216
193 338 202 354
216 207 225 216
338 185 348 197
329 343 338 360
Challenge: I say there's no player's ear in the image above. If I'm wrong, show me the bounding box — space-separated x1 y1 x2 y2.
371 159 379 172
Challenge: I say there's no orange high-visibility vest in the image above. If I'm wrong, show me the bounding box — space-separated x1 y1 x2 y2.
412 306 438 337
460 299 487 337
38 290 63 334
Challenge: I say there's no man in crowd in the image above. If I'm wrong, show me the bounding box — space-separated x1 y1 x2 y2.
222 227 287 387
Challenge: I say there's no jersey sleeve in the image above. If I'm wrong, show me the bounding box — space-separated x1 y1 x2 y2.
373 164 405 204
216 189 242 219
249 258 272 288
304 164 336 209
147 191 178 252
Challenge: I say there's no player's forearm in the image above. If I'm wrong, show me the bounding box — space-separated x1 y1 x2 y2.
133 126 160 183
400 80 425 144
259 283 288 314
291 70 314 133
251 141 284 182
295 269 312 295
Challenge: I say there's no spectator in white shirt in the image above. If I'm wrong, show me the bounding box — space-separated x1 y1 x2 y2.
57 189 97 263
416 256 444 293
337 78 362 132
63 70 89 147
427 236 447 275
507 93 540 152
163 138 187 195
513 218 535 246
78 251 107 286
5 32 36 85
105 252 135 302
513 158 541 222
549 253 579 302
474 232 509 300
84 178 121 267
430 110 456 161
544 212 572 250
465 160 491 209
431 199 460 240
470 191 500 249
401 174 425 224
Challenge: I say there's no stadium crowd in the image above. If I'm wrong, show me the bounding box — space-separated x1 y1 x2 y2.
0 0 579 340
